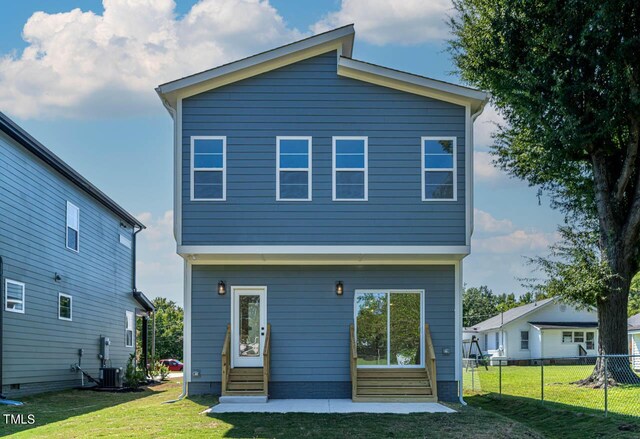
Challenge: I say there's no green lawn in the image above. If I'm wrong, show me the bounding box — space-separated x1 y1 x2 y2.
2 377 638 438
463 364 640 417
0 379 538 438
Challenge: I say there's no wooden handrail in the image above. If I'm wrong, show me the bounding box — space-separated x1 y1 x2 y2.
424 323 438 399
263 323 271 396
221 324 231 395
350 324 357 399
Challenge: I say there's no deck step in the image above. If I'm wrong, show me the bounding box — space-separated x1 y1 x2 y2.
354 368 434 402
227 381 264 391
357 379 430 386
357 386 433 396
353 395 438 403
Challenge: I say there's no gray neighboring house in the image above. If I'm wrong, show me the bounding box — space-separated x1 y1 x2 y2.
0 112 153 398
156 25 488 402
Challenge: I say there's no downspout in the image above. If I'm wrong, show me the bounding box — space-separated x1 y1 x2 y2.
459 100 489 407
160 98 187 404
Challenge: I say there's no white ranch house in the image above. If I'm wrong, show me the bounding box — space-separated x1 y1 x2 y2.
464 298 598 363
629 313 640 371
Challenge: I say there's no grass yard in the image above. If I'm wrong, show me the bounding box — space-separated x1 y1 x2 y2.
0 378 536 438
463 364 640 417
2 377 639 438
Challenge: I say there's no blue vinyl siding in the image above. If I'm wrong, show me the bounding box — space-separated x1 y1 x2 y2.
190 265 455 387
0 131 139 396
181 51 466 245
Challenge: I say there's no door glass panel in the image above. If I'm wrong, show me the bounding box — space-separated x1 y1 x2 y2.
239 295 261 357
389 293 421 365
356 292 388 366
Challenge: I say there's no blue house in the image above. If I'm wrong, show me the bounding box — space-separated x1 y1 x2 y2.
0 113 153 397
156 25 487 402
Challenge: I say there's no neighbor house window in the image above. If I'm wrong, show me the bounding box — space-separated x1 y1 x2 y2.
58 293 72 321
520 331 529 350
586 332 595 349
119 234 132 249
562 331 573 343
573 331 585 343
125 310 134 347
484 333 488 349
191 136 226 201
495 332 500 349
5 279 25 314
333 137 367 201
355 290 424 367
422 137 456 201
277 137 312 201
66 201 80 252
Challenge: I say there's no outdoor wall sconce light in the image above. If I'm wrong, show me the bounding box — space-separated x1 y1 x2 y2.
54 273 62 282
335 281 344 296
218 280 226 295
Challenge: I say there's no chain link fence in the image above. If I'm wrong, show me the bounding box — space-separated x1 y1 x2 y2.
463 355 640 417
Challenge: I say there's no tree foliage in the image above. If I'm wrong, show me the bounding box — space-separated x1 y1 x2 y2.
152 297 183 361
450 0 640 375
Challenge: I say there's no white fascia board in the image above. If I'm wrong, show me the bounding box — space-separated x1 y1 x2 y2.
156 25 355 107
337 57 489 111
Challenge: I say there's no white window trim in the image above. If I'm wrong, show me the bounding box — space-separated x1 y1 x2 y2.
190 136 227 201
332 136 368 201
58 292 73 321
125 310 134 347
66 201 80 253
276 136 312 201
353 289 425 369
421 136 457 202
4 279 25 314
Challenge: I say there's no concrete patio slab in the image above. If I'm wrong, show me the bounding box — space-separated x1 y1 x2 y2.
206 399 456 414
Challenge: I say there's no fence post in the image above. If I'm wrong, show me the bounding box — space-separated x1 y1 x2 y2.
604 356 608 417
541 360 544 404
498 360 502 399
471 362 475 391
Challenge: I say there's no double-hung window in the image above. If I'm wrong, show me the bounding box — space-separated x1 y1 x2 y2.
5 279 25 313
520 331 529 350
125 310 134 347
191 136 226 201
277 137 312 201
586 332 595 349
333 137 368 201
422 137 456 201
58 293 72 321
66 201 80 252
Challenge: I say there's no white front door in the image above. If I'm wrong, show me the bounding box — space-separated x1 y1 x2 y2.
231 286 267 368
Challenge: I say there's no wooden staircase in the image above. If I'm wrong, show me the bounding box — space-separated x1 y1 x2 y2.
221 323 271 398
350 323 438 402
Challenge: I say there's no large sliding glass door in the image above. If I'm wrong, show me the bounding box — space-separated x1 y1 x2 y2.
354 290 424 368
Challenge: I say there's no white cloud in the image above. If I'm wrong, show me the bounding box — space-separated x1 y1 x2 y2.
474 104 505 148
474 151 504 182
474 208 513 233
0 0 302 119
136 210 183 304
472 209 558 254
312 0 452 45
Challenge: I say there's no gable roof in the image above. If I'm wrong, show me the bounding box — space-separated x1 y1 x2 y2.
629 313 640 332
156 25 488 114
0 112 144 229
467 298 555 332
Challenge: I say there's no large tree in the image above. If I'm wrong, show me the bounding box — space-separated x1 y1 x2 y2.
151 297 183 361
450 0 640 383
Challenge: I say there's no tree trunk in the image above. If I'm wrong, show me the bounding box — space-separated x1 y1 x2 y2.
576 248 640 386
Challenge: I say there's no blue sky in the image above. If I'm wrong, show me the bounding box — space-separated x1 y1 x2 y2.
0 0 563 304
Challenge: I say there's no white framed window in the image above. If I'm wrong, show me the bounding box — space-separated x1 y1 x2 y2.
332 137 368 201
119 234 132 249
495 332 500 349
125 310 134 347
573 331 585 343
421 137 457 201
354 290 424 368
5 279 25 314
276 136 312 201
66 201 80 252
191 136 226 201
520 331 529 350
58 293 72 321
562 331 573 343
586 332 595 349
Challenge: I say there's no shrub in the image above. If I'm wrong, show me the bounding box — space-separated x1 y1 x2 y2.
124 354 146 389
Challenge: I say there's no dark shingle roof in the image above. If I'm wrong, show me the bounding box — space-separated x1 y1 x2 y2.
529 322 598 330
